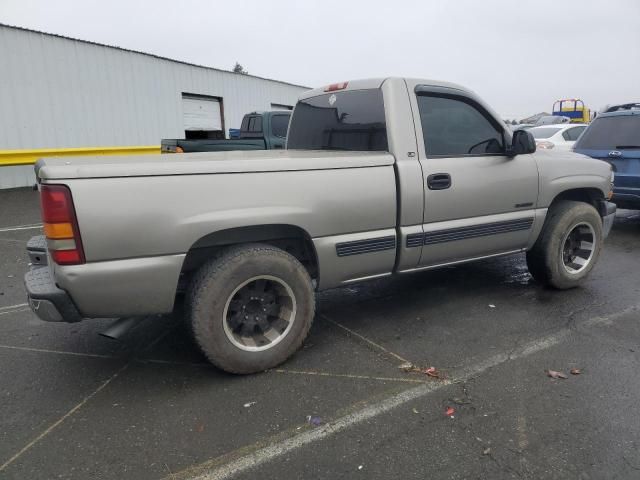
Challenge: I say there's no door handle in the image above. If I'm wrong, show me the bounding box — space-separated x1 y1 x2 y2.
427 173 451 190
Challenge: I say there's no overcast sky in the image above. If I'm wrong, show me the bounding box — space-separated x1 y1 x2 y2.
1 0 638 119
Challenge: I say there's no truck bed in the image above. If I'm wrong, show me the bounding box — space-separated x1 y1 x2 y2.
161 138 267 153
35 150 393 179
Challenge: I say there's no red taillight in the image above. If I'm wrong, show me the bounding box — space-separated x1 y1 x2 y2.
324 82 348 92
51 249 83 265
41 185 72 223
40 184 85 265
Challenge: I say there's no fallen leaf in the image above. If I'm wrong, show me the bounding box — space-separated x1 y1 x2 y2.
570 368 581 375
399 362 444 379
546 369 568 379
424 366 440 378
445 406 455 417
196 424 204 433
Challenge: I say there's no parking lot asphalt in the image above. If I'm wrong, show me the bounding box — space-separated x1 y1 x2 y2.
0 187 639 480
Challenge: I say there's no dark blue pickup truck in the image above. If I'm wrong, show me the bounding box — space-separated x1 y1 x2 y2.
574 104 640 210
161 111 291 153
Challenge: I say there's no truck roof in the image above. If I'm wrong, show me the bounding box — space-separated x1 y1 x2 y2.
246 110 292 115
298 77 472 100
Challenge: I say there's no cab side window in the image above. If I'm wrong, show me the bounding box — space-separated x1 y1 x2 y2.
417 94 504 157
271 114 290 138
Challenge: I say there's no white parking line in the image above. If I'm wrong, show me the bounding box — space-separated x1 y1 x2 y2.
0 308 30 317
0 363 130 473
0 344 118 359
321 314 410 364
273 368 426 384
0 303 28 312
171 305 638 480
0 323 173 473
0 224 42 233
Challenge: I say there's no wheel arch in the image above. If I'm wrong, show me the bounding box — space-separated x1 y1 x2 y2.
549 187 604 212
179 224 319 287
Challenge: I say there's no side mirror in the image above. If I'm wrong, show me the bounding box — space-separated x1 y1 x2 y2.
507 130 536 157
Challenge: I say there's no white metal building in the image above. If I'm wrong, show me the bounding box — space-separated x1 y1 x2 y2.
0 24 308 189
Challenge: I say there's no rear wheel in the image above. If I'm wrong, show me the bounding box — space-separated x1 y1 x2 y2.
188 244 315 374
526 200 603 289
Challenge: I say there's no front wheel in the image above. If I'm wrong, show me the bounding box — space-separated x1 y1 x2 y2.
526 200 603 289
188 244 315 374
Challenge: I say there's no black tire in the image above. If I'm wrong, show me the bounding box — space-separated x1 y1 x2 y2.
188 243 315 374
526 200 603 289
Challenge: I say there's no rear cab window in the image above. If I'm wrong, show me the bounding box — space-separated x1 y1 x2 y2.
248 116 263 134
241 115 264 138
287 89 388 151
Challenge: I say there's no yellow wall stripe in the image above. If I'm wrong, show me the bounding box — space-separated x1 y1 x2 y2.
0 146 160 167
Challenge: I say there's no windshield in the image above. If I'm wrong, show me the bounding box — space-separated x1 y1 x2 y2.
575 115 640 149
287 89 388 151
531 127 562 139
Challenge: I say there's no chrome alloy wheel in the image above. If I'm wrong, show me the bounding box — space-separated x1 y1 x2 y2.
560 222 596 274
222 275 296 352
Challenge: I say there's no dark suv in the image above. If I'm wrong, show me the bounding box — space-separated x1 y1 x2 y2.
574 104 640 210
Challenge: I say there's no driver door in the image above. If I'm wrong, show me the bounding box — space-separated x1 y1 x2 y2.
412 88 539 267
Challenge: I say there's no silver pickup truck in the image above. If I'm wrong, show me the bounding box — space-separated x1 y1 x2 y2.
25 78 616 373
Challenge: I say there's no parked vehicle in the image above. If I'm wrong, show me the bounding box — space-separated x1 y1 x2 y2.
535 115 571 126
512 123 535 131
553 98 591 124
603 103 640 113
529 124 588 150
161 111 291 153
25 77 615 374
574 104 640 210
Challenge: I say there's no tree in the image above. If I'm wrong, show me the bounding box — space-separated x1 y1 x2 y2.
233 62 248 75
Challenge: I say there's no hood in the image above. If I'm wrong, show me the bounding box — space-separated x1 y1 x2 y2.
35 149 394 180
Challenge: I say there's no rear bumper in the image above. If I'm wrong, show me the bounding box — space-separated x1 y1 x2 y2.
600 201 616 239
25 264 83 323
25 235 83 323
24 235 185 320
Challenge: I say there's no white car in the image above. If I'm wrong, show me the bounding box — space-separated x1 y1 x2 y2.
529 124 588 150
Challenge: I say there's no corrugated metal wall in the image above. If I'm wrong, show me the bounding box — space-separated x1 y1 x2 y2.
0 25 308 188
